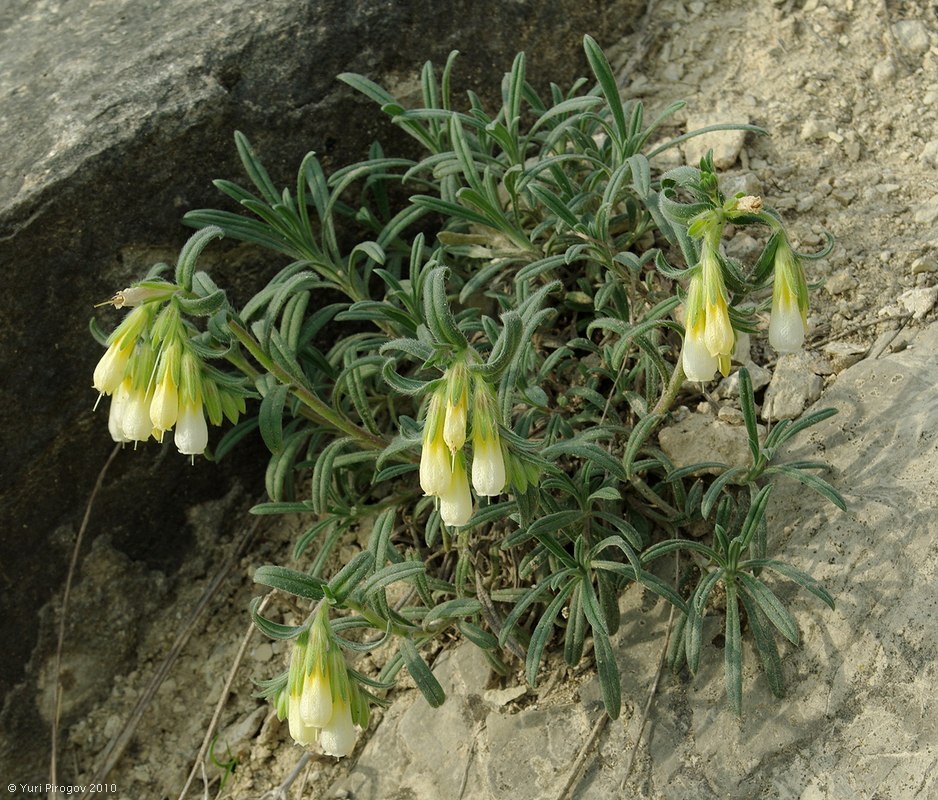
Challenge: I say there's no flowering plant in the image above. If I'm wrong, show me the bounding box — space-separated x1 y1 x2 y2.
91 36 843 758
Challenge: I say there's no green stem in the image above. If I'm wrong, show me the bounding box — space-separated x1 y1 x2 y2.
227 318 388 452
652 359 685 417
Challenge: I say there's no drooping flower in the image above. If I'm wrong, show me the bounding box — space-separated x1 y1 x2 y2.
174 399 208 455
319 697 356 757
92 305 151 396
439 453 473 526
471 380 506 497
769 238 809 353
419 389 451 496
283 606 362 758
681 240 736 382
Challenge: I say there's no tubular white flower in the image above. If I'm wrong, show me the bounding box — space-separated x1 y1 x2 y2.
121 385 154 442
420 437 452 496
319 699 357 757
93 343 132 395
472 434 506 496
108 382 132 443
769 239 808 353
682 320 719 382
299 669 333 729
681 272 719 382
768 290 806 352
174 399 209 455
288 699 319 747
439 456 473 526
701 248 734 361
149 373 179 436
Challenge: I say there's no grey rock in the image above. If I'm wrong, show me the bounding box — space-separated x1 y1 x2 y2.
893 19 930 55
761 352 824 421
821 341 867 372
913 194 938 224
684 109 751 169
658 411 763 472
871 57 897 85
714 363 772 399
897 286 938 319
824 269 858 295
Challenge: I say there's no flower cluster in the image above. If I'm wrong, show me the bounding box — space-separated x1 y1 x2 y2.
419 363 507 527
278 605 368 758
681 198 810 383
92 283 245 455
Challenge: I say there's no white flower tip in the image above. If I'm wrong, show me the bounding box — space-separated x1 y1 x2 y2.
319 703 357 758
768 305 806 353
682 330 719 383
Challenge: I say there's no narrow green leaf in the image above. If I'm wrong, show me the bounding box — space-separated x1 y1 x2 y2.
737 572 799 645
400 639 445 708
593 627 622 719
327 551 376 603
724 580 743 716
253 565 326 600
763 464 846 511
737 589 785 698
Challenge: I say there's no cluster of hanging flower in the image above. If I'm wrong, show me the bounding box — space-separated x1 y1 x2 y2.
91 284 245 455
419 363 507 527
681 198 809 383
275 605 369 758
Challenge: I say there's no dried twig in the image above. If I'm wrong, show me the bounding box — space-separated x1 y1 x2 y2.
177 593 272 800
50 443 122 800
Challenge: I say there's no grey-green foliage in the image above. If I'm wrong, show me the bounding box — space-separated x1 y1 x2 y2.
172 36 843 718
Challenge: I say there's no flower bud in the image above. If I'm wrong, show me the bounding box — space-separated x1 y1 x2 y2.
442 363 469 454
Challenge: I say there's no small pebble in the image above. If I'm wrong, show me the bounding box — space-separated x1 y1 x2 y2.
894 20 930 55
825 270 858 295
871 58 896 85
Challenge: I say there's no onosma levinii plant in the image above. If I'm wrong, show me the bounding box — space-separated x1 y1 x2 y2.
90 36 843 754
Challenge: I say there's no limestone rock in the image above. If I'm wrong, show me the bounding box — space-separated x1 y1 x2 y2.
762 352 825 421
658 412 762 472
684 109 751 169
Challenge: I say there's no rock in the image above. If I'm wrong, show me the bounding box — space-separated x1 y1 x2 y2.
918 139 938 167
761 352 824 421
871 58 897 85
821 341 867 372
824 270 858 295
214 706 268 760
910 255 938 274
720 172 762 198
658 412 763 472
893 19 930 55
897 286 938 319
714 363 772 399
913 194 938 224
684 109 751 169
800 118 833 142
